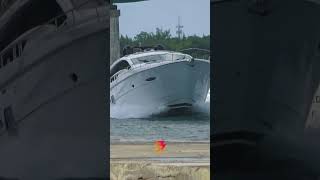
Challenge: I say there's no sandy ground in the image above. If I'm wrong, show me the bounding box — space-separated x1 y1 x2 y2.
110 142 210 180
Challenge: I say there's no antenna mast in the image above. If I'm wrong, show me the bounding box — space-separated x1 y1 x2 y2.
176 16 184 39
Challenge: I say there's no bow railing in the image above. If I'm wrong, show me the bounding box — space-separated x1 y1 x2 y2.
178 48 210 60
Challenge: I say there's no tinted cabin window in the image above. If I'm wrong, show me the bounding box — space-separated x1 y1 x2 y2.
132 55 162 64
21 41 27 51
9 51 13 62
15 45 19 58
110 60 131 77
0 42 25 68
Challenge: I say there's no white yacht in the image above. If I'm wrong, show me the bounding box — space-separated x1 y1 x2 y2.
0 0 108 179
110 50 210 114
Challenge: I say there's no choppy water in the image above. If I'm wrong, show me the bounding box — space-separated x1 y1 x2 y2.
110 91 210 143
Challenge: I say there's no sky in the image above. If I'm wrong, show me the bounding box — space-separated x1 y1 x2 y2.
115 0 210 38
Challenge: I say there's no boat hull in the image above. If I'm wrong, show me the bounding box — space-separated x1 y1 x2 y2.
0 14 108 179
110 59 210 114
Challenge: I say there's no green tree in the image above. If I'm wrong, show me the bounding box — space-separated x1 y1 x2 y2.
120 28 210 59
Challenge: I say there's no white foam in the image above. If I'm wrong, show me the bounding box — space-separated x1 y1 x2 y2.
206 89 210 102
193 89 210 115
110 104 166 119
111 89 210 119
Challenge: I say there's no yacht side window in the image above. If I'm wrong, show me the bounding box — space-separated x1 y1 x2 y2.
21 40 27 52
132 55 160 64
172 54 186 61
147 55 162 63
131 58 140 64
10 48 14 62
13 46 18 59
111 73 120 83
2 50 12 65
4 106 17 136
0 111 4 132
162 53 179 61
19 40 27 56
136 57 149 63
16 44 20 57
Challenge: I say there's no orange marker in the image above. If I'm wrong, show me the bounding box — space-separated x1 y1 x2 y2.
154 139 166 153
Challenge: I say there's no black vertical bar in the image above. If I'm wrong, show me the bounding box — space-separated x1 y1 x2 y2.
4 106 18 136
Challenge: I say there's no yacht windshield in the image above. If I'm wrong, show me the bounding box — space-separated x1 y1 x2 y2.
131 53 191 64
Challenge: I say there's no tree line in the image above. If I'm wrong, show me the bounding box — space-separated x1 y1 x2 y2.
120 28 210 59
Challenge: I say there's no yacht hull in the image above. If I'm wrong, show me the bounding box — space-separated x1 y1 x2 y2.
0 18 108 179
110 60 210 114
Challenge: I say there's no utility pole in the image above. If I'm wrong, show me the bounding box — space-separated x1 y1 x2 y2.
176 16 183 39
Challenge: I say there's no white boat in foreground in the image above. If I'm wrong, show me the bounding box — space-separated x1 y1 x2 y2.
110 50 210 114
0 0 108 178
